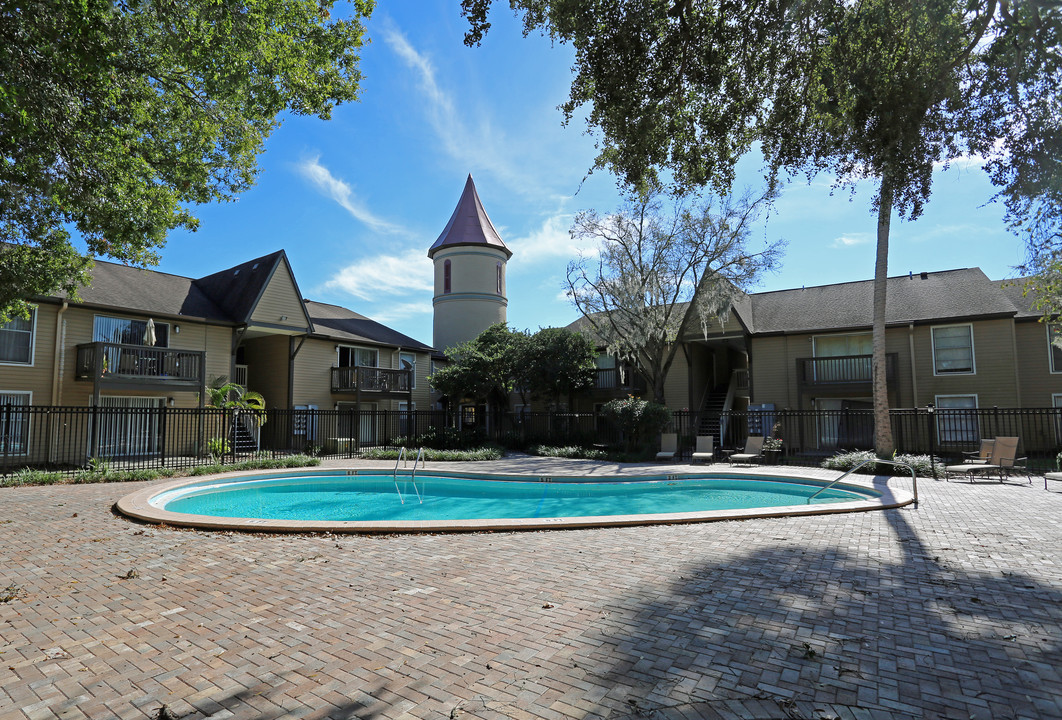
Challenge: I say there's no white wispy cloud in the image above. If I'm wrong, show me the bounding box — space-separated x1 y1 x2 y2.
323 247 434 301
505 213 584 266
295 156 406 235
382 24 529 191
370 300 435 325
831 233 872 248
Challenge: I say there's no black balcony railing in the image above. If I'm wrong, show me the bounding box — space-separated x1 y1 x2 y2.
796 353 898 386
330 366 411 394
75 342 204 386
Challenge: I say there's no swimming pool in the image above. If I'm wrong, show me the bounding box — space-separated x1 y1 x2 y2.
116 468 911 533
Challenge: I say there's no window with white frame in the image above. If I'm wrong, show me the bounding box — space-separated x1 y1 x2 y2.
1048 324 1062 373
400 352 417 389
932 324 975 375
0 308 35 364
0 391 31 454
935 395 979 444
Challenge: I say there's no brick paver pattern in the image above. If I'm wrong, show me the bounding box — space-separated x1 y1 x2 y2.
2 458 1060 720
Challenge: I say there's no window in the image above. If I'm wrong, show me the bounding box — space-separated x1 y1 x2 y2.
93 315 169 347
496 262 503 295
1048 325 1062 373
0 391 31 454
443 259 452 294
932 324 975 374
935 395 979 444
0 308 35 364
337 346 377 368
400 352 416 389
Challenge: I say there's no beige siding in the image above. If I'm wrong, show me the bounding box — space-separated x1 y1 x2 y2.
1 302 58 404
663 349 691 409
244 335 290 408
249 266 307 330
1010 320 1062 407
432 246 508 351
912 318 1020 408
292 338 336 409
748 335 796 408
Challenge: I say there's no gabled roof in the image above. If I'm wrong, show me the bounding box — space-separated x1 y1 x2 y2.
193 250 311 329
744 268 1019 334
305 300 433 352
427 174 511 259
998 277 1041 319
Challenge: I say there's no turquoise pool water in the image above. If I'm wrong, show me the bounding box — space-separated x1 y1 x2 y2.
154 473 874 522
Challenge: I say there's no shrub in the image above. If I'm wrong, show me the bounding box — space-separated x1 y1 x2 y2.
361 447 503 461
821 450 944 477
396 426 487 451
1 468 64 487
528 445 611 461
600 396 672 452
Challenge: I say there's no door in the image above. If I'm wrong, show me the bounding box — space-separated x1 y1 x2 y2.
96 397 164 457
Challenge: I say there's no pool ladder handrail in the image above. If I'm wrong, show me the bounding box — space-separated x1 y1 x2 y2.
392 447 426 504
807 457 918 506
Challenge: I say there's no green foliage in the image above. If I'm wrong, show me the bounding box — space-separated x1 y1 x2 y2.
528 445 611 461
601 396 672 452
821 450 943 478
0 0 374 320
206 377 267 423
1 468 65 486
207 437 232 459
522 327 598 405
430 323 526 412
360 447 504 462
396 426 486 451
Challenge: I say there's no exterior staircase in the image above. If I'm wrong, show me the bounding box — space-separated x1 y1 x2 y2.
698 383 730 442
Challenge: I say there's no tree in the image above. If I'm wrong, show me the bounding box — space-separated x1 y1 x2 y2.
429 323 527 420
0 0 374 321
566 186 783 404
462 0 1061 456
523 326 597 409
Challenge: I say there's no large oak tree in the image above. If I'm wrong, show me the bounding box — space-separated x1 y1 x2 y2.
0 0 374 320
462 0 1061 455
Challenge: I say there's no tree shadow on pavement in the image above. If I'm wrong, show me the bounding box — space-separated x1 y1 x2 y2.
590 507 1062 720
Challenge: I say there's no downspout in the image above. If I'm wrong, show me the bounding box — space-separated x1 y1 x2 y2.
908 323 918 407
49 301 68 464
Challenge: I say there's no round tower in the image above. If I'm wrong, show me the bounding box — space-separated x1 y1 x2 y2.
429 175 512 353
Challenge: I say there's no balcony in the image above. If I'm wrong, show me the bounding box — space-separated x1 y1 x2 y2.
76 342 205 388
796 353 898 389
593 366 646 395
331 366 412 396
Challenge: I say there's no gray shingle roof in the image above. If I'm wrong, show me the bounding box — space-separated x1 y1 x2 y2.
306 300 433 352
193 250 293 324
66 260 233 321
427 174 511 259
743 268 1019 334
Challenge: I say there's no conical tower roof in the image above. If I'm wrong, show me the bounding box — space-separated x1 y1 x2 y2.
427 174 512 259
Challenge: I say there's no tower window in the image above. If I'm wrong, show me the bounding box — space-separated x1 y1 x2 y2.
444 259 451 294
496 262 502 295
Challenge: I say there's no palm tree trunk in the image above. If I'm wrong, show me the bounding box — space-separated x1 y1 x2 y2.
873 179 895 457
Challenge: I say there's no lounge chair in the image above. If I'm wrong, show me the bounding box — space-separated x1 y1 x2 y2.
961 439 995 465
726 436 765 466
944 436 1029 483
655 433 678 462
690 435 715 463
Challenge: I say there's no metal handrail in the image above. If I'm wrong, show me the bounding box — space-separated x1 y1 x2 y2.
808 457 918 506
393 448 407 504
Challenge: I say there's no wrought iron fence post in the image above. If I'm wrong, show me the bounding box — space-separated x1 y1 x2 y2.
926 404 937 479
159 404 167 468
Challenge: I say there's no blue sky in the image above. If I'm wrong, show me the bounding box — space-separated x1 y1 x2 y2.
154 1 1026 348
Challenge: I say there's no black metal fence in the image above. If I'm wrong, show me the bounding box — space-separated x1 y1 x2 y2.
2 404 1061 477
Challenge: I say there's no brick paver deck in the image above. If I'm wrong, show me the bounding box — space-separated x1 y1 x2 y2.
2 458 1060 720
